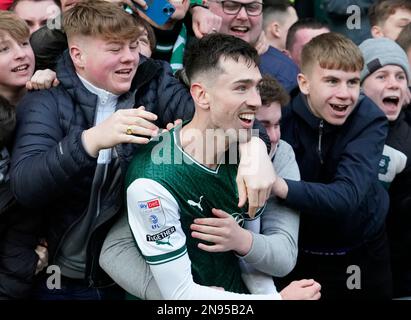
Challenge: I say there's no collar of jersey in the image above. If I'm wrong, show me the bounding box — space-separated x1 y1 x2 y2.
173 121 221 174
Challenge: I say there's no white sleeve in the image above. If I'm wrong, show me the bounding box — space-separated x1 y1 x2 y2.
127 178 279 300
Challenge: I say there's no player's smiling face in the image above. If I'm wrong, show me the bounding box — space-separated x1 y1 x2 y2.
205 56 262 143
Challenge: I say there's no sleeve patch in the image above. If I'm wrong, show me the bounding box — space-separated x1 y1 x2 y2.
138 198 167 232
146 226 176 246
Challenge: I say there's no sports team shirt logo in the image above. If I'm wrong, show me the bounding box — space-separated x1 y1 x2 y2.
232 203 266 226
187 195 204 211
138 198 167 231
146 226 176 243
232 212 245 227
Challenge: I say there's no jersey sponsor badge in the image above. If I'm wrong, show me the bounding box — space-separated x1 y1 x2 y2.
146 226 176 244
245 203 266 220
138 198 166 231
231 212 245 227
232 202 266 225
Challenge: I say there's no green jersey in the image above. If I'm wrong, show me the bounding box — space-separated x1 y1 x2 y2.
126 125 263 294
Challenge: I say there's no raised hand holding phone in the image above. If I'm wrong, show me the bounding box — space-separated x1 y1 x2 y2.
130 0 175 26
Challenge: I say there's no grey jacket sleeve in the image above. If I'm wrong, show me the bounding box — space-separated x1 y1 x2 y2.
242 141 300 277
99 213 163 299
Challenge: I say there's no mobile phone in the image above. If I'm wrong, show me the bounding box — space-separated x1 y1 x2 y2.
131 0 175 26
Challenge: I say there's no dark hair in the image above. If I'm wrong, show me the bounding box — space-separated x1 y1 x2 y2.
30 26 67 71
285 18 329 51
396 22 411 52
259 75 289 107
136 15 156 53
0 95 16 149
369 0 411 27
263 0 292 10
184 33 260 84
263 0 294 30
263 0 293 15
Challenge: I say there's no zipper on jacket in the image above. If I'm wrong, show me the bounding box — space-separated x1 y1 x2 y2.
53 163 108 284
318 120 324 165
52 208 88 271
86 158 124 287
86 163 109 287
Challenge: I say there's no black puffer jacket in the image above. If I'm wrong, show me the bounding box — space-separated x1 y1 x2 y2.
0 144 41 299
10 51 196 286
0 185 41 299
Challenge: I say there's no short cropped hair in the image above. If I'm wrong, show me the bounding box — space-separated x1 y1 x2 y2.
262 0 294 30
0 10 29 43
369 0 411 27
184 33 260 85
396 22 411 52
301 32 364 74
285 18 328 52
259 75 289 107
63 0 141 42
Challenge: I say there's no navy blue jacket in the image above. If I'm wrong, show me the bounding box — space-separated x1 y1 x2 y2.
0 180 41 299
10 52 198 286
386 111 411 231
323 0 374 45
385 110 411 294
259 46 299 93
281 93 389 250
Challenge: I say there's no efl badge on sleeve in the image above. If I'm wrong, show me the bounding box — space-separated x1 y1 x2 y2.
138 198 166 231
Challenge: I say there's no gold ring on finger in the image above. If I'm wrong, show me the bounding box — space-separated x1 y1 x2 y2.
126 126 133 135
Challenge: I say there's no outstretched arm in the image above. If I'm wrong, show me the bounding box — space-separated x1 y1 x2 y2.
278 115 388 219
